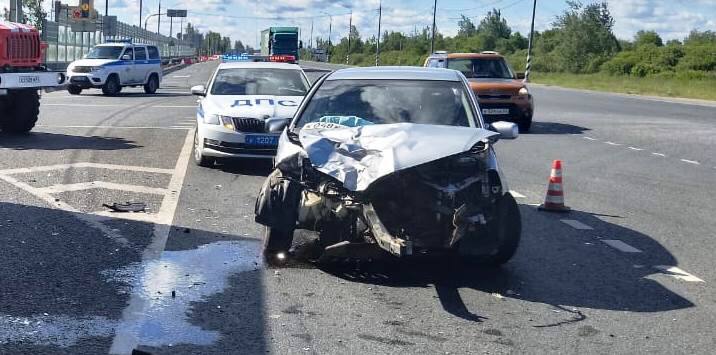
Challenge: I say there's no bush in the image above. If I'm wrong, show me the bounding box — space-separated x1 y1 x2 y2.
630 63 660 77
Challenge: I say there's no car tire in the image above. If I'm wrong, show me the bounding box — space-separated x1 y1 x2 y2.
193 130 215 167
102 75 121 96
0 89 40 134
143 74 159 94
518 117 532 133
67 85 83 95
463 192 522 266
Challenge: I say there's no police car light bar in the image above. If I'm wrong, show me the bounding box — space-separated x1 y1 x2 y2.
269 55 295 63
221 54 296 63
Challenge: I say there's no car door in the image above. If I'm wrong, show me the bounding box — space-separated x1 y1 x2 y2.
119 47 135 84
133 46 150 84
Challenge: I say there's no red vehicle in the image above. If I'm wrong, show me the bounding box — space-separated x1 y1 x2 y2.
0 20 66 133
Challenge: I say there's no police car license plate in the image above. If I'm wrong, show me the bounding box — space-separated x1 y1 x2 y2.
482 108 510 115
19 75 41 84
246 135 278 146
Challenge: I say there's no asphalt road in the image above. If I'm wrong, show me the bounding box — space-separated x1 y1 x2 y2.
0 61 714 354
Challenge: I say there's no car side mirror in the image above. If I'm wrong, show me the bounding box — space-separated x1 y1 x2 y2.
266 117 290 133
121 54 132 61
190 85 206 96
515 72 526 80
489 121 519 140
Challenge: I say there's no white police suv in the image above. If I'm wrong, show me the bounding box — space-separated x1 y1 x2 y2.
66 41 162 96
191 55 310 166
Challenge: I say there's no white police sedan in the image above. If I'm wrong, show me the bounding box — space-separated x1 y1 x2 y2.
190 56 310 166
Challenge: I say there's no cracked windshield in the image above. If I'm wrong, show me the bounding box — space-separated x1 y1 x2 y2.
1 0 715 354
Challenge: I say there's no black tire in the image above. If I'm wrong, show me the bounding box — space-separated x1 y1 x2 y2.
193 130 215 167
67 85 83 95
102 75 121 96
518 117 532 133
0 89 40 134
143 74 159 94
464 193 522 266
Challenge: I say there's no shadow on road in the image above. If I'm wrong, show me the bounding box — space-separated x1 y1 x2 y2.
75 92 192 98
0 132 140 151
215 159 274 177
529 121 590 135
281 204 693 324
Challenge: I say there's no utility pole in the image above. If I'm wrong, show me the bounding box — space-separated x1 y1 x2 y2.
346 11 352 65
327 15 332 62
309 19 314 49
376 0 382 66
139 0 142 28
430 0 437 54
525 0 537 82
157 1 161 34
105 0 109 16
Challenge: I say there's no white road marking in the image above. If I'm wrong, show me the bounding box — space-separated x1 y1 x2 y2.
628 147 644 151
602 239 642 253
152 105 196 108
654 266 705 283
172 75 191 78
37 181 169 195
36 125 191 130
604 141 622 146
110 129 195 354
42 103 129 108
509 190 526 199
652 152 666 157
583 137 597 141
0 162 173 175
680 159 700 165
560 219 594 230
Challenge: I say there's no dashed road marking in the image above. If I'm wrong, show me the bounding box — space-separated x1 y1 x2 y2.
152 105 196 108
37 125 192 130
604 141 622 146
652 153 666 157
680 159 700 165
0 162 173 175
509 190 526 198
583 137 597 141
560 219 594 230
172 75 191 78
37 181 169 195
601 239 642 253
628 146 644 151
654 266 704 283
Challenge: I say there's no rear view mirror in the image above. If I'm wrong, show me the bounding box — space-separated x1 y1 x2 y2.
190 85 206 96
121 54 132 61
490 121 519 140
515 72 526 80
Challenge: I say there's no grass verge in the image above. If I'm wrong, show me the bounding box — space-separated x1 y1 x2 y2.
530 72 716 101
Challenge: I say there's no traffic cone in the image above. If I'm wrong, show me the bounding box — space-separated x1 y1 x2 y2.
538 160 571 212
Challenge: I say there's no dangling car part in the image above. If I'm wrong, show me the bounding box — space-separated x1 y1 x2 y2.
255 67 521 265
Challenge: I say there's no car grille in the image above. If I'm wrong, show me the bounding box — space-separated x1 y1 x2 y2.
6 33 40 61
232 117 265 133
478 94 512 100
72 66 93 73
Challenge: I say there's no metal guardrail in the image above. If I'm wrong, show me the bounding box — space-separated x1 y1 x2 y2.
41 3 194 70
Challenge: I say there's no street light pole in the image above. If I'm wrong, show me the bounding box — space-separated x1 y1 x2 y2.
139 0 142 28
525 0 537 82
157 1 161 34
105 0 109 16
328 15 332 62
376 0 382 66
346 10 352 65
430 0 437 54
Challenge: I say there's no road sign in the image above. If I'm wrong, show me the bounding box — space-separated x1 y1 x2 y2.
166 9 187 18
70 20 97 32
102 16 117 36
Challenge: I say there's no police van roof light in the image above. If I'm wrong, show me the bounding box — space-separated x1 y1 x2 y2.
269 55 295 63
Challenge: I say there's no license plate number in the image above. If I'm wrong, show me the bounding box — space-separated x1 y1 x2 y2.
19 75 40 84
245 135 278 146
482 108 510 115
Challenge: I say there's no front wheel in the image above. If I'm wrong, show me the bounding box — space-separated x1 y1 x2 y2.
102 75 121 96
193 130 215 167
0 89 40 134
518 117 532 133
143 74 159 94
67 85 83 95
462 193 522 266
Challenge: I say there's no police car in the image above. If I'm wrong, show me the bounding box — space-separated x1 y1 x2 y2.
190 55 310 166
66 40 162 96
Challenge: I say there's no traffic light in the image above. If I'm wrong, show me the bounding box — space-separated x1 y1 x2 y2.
80 0 91 18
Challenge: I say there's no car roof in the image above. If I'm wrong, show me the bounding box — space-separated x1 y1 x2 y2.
217 62 304 70
446 52 504 59
96 43 155 47
327 66 462 81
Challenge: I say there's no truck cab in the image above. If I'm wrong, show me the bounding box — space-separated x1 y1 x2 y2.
66 41 162 96
261 27 301 63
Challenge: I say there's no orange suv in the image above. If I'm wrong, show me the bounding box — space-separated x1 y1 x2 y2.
424 51 534 132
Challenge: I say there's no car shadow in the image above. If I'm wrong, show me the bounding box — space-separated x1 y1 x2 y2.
76 92 192 98
215 159 274 177
0 132 140 151
282 204 694 323
528 121 590 135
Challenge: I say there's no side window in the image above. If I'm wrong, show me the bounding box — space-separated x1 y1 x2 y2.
147 46 160 60
135 47 147 60
427 58 445 68
122 48 133 60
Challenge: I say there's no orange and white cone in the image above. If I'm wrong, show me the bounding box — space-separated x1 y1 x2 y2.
538 160 571 212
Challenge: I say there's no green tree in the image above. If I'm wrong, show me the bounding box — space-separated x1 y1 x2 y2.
457 15 477 37
478 9 511 39
23 0 47 32
634 30 663 47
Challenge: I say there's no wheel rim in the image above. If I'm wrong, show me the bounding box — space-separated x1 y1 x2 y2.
194 131 202 161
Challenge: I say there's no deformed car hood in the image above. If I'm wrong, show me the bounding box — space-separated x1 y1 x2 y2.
297 122 498 191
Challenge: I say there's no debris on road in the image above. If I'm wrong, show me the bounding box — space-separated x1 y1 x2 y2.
102 202 147 213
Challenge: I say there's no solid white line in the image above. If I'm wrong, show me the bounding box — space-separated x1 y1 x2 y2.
680 159 700 165
628 147 644 151
37 181 169 195
509 190 526 199
42 103 128 107
602 239 642 253
172 75 191 78
0 162 173 175
168 126 192 129
110 128 195 354
583 137 597 141
36 125 191 130
604 141 622 146
152 105 196 108
654 266 705 283
652 152 666 157
560 219 594 230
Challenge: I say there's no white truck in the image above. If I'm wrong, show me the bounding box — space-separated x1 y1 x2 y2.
0 20 66 133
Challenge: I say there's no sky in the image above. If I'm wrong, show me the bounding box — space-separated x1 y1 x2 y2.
37 0 716 47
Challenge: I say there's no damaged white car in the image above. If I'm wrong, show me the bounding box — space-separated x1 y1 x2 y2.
255 67 522 265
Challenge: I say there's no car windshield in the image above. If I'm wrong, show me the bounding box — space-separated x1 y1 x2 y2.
295 79 478 128
448 58 514 79
210 68 309 96
85 46 124 59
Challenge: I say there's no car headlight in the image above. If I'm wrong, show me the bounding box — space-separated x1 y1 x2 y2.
203 114 220 125
219 115 235 130
90 66 105 72
518 87 529 96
